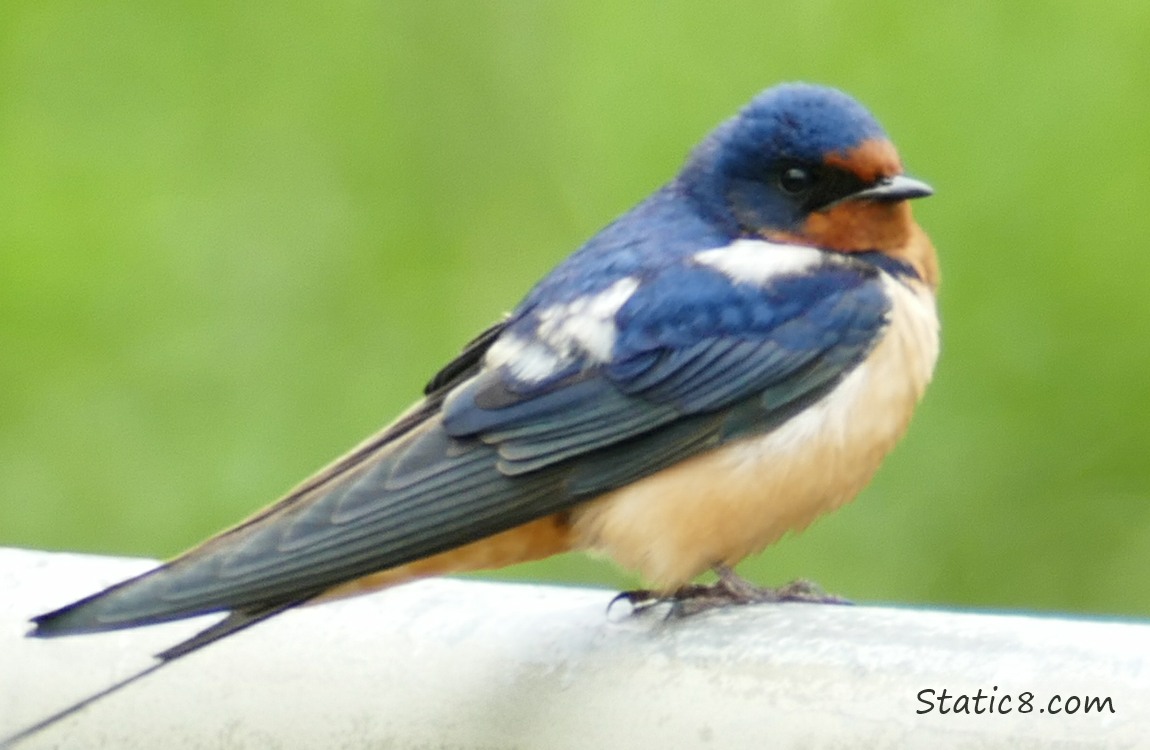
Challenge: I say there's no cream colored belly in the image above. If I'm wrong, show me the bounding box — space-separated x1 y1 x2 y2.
570 277 939 591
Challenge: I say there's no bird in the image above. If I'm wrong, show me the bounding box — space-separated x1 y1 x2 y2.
5 82 938 744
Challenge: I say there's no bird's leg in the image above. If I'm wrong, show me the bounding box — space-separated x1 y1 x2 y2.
711 564 851 605
611 565 851 618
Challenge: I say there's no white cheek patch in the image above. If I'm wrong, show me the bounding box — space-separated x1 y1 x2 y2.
693 239 826 285
484 276 640 383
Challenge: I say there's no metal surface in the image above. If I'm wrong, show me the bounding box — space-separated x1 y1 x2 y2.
1 547 1147 749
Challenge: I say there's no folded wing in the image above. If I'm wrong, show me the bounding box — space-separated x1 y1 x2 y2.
32 253 891 639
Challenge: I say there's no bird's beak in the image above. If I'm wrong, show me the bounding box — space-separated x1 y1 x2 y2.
848 174 933 203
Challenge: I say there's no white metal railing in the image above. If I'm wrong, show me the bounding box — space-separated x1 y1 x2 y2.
1 546 1147 748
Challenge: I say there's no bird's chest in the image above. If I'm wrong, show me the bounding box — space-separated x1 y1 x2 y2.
571 276 939 590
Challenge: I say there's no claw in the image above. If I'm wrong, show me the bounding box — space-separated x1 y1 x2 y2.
606 589 654 615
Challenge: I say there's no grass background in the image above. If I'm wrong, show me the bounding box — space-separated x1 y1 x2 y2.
2 2 1148 617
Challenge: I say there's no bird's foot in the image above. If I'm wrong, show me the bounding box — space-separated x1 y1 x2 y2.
610 565 851 618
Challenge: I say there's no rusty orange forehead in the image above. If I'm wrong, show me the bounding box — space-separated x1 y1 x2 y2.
824 138 903 183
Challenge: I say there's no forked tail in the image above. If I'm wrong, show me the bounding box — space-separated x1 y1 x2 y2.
0 598 306 749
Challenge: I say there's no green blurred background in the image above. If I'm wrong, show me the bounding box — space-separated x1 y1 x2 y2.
2 2 1148 618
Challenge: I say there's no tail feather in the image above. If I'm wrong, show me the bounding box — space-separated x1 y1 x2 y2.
155 597 312 660
3 599 307 748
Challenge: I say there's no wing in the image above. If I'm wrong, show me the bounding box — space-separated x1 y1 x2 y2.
442 257 890 486
32 251 891 638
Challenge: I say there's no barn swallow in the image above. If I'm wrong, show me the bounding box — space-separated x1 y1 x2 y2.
6 82 938 743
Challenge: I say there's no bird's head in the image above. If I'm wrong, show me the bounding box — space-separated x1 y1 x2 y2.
679 83 937 286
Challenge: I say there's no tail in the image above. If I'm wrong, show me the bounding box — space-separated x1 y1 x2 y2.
26 555 326 638
3 322 526 747
1 598 306 749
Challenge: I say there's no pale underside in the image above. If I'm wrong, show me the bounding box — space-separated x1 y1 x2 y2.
570 273 938 589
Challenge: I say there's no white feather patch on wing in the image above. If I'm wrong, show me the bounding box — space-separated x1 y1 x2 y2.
693 239 826 285
535 276 640 362
484 334 568 383
481 277 640 384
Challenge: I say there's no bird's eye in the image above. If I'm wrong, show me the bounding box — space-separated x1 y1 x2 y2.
779 166 817 194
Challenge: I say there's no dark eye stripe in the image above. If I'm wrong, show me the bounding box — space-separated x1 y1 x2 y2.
803 168 869 212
